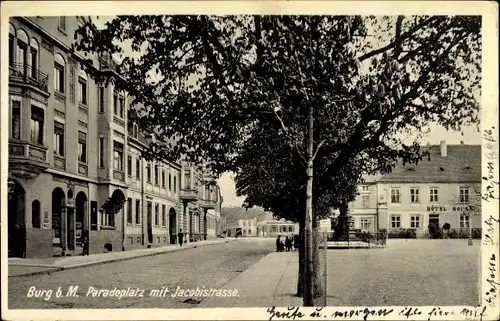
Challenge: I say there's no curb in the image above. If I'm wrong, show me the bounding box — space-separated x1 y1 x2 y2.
9 240 231 278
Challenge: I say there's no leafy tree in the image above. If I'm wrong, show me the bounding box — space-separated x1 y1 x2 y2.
73 14 481 306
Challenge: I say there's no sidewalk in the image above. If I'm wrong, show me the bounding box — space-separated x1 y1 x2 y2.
199 251 302 308
9 238 234 278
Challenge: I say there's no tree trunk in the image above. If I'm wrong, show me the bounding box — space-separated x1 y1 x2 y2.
312 214 324 299
303 102 315 306
296 212 305 297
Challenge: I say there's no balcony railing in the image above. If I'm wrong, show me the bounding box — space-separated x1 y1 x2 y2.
200 198 217 209
9 63 49 93
8 140 49 178
99 53 120 73
9 140 48 161
180 188 199 201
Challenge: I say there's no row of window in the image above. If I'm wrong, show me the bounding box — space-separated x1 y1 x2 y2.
390 187 471 204
126 155 179 191
10 99 88 164
53 120 88 163
242 220 254 226
10 24 126 120
126 198 172 227
127 236 169 245
269 225 295 233
390 214 471 229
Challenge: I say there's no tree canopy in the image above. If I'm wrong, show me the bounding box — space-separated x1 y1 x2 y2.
73 15 481 212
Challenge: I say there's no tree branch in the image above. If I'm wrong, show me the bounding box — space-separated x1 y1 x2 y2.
312 140 326 161
392 16 405 59
357 16 438 62
318 27 470 189
273 105 307 164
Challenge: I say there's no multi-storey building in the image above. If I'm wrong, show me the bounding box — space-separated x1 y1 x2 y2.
348 175 380 233
322 141 481 238
377 142 481 237
221 207 297 238
179 166 222 242
7 16 221 258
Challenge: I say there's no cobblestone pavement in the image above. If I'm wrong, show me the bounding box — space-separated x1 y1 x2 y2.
324 239 481 306
8 238 275 309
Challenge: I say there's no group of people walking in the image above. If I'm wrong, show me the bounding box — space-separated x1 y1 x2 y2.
276 235 299 252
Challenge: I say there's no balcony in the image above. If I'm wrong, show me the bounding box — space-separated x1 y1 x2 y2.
200 198 217 209
180 188 199 202
8 140 49 179
99 53 120 73
9 63 49 95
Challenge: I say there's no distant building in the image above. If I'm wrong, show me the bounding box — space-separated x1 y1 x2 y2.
322 141 481 238
221 207 273 237
377 142 481 237
256 219 299 238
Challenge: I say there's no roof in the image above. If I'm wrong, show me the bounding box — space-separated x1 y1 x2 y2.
378 144 480 183
362 174 383 183
221 207 274 224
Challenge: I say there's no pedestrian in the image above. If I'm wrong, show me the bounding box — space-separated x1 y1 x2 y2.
276 235 281 252
286 236 291 251
178 229 184 247
293 234 299 251
81 235 89 256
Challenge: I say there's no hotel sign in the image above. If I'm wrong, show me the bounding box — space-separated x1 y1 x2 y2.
427 205 472 212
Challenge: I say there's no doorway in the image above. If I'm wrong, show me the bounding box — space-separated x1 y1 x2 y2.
169 208 177 244
147 201 153 244
8 179 26 258
76 192 88 254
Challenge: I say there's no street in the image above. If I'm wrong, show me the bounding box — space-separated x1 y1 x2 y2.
8 239 275 309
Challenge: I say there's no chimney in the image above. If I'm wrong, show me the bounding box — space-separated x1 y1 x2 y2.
440 140 447 157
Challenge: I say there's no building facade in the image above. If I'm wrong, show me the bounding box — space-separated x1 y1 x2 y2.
323 142 481 238
7 16 221 258
377 142 481 237
256 220 299 238
348 176 380 233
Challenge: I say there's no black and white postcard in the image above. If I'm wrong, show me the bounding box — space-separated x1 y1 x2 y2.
1 1 498 320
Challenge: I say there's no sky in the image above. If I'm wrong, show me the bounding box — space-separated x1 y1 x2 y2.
92 16 482 208
219 125 482 207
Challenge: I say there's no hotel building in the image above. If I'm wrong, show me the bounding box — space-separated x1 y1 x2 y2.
7 16 221 258
377 142 481 237
325 141 481 237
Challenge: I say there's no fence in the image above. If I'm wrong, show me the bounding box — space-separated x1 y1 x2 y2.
322 230 387 248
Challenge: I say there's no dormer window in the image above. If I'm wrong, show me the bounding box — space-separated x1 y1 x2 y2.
406 168 415 172
464 166 472 170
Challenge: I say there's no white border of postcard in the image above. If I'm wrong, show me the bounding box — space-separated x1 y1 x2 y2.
1 1 499 320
